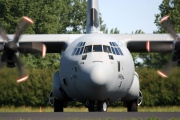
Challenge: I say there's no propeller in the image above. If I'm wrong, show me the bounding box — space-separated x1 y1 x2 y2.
156 15 180 78
0 16 46 82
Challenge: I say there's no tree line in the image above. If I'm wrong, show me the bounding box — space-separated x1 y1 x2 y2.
0 67 179 107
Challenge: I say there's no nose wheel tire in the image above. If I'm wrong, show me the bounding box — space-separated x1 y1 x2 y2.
97 101 107 112
54 98 63 112
88 101 108 112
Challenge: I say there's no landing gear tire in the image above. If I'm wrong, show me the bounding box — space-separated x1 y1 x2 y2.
97 101 108 112
54 98 63 112
87 101 108 112
88 101 96 112
127 99 138 112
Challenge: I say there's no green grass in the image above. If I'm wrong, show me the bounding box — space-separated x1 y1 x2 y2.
0 106 179 112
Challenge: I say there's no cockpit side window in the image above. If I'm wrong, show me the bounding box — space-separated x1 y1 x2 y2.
75 48 81 55
115 48 120 55
72 42 86 56
111 47 116 54
109 42 123 55
84 45 92 53
93 45 102 52
79 47 84 55
103 45 112 53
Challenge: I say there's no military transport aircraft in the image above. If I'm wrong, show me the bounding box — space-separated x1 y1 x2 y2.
0 0 179 112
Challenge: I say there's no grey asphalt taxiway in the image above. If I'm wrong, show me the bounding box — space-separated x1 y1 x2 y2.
0 112 180 120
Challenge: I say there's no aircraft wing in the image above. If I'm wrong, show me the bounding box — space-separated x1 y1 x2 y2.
0 34 177 53
0 34 83 53
111 34 177 53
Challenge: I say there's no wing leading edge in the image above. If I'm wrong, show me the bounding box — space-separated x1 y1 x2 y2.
0 34 83 53
0 34 177 53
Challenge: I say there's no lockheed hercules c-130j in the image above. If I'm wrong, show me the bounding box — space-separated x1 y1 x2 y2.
0 0 179 112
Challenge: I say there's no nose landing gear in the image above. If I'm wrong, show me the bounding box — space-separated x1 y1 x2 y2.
86 101 108 112
97 101 108 112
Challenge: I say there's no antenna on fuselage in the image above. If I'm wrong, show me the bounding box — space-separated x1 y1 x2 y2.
86 0 101 34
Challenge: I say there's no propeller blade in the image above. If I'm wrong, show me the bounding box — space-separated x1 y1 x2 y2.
13 16 34 43
13 54 29 82
157 15 180 78
160 15 180 41
18 43 46 58
0 23 9 43
157 59 177 78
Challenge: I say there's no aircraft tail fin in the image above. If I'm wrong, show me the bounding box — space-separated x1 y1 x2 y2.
86 0 101 34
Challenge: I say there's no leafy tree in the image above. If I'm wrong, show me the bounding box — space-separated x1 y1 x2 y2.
133 0 180 69
100 15 108 34
149 0 180 69
66 0 87 34
137 53 170 69
0 0 87 69
154 0 180 33
110 28 119 34
134 29 144 34
21 53 60 69
0 0 87 34
0 68 55 107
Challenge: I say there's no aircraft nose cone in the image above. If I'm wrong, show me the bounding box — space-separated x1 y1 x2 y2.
76 63 114 101
90 63 112 86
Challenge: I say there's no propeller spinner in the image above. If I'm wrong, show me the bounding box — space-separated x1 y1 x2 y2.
0 16 46 82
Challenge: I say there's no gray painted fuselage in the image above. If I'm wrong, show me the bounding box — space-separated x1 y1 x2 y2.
59 33 135 102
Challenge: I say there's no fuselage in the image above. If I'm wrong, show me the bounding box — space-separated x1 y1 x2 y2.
59 33 135 102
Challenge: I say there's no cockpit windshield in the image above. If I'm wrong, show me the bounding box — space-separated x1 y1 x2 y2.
93 45 102 52
72 42 123 56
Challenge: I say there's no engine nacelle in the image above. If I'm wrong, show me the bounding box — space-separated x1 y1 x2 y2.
122 72 140 101
6 53 19 68
6 58 15 68
52 71 66 101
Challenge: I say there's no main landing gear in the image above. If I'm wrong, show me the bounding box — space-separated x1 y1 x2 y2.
87 101 108 112
54 98 64 112
125 91 143 112
127 99 138 112
49 92 64 112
